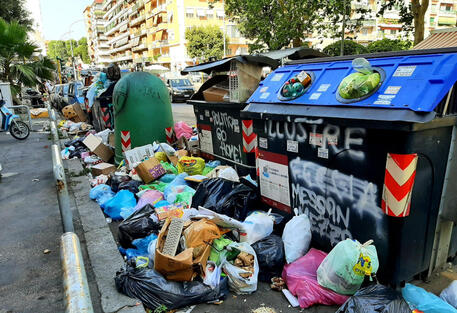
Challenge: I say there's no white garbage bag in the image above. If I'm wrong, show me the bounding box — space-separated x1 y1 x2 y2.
441 280 457 309
222 242 259 294
282 211 311 264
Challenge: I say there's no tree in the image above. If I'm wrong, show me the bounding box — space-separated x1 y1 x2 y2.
378 0 430 45
47 38 90 64
185 26 228 61
0 19 55 97
367 38 412 53
0 0 32 29
323 40 368 56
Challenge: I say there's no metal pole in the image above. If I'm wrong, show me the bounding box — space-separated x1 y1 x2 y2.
70 39 77 80
223 0 226 57
61 232 94 313
340 0 347 56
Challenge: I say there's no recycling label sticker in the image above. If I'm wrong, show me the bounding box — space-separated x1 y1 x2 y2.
384 86 401 95
271 73 284 82
317 84 331 92
309 93 321 100
393 66 416 77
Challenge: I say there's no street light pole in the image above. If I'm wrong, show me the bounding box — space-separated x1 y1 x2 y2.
340 0 347 56
223 0 226 58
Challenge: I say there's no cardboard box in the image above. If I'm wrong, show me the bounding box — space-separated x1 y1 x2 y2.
83 134 114 162
91 162 116 176
72 103 87 123
123 144 154 169
154 218 212 281
135 157 166 183
108 132 115 147
203 86 229 102
62 105 77 120
175 149 189 158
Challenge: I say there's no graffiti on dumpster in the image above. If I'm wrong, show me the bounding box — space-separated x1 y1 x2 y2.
211 110 242 162
265 120 366 160
290 158 385 246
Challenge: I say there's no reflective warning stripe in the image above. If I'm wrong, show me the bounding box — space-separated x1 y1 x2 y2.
121 130 131 152
381 153 418 217
242 120 257 153
165 127 173 144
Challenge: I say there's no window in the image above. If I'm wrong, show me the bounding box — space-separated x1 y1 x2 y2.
389 29 396 35
430 17 435 24
206 9 214 18
186 8 194 18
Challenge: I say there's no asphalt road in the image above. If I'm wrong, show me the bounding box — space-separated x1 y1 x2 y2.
0 131 64 313
172 101 196 126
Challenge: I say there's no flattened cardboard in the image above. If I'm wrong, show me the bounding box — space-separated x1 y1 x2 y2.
83 134 114 162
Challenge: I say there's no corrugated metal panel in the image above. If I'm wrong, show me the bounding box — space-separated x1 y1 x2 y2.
415 28 457 50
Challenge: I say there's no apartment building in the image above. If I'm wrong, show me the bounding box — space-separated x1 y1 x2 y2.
84 0 249 72
84 0 111 66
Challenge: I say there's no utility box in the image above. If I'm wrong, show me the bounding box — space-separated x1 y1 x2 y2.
242 48 457 285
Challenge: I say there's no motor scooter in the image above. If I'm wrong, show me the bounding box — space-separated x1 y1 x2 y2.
0 90 30 140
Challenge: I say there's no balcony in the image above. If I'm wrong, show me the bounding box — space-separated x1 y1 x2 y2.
105 19 129 36
107 31 130 45
132 43 147 51
438 15 457 25
378 17 402 28
439 10 457 17
130 14 146 27
114 54 133 62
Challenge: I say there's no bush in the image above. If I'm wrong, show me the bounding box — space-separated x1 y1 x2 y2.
323 40 368 57
367 38 412 53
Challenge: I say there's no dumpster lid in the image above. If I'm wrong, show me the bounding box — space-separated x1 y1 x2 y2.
256 47 327 60
247 49 457 114
181 55 279 75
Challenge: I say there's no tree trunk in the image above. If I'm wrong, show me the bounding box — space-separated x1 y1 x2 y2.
292 38 302 47
411 0 430 45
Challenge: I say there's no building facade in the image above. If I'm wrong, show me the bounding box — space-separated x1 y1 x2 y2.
84 0 250 72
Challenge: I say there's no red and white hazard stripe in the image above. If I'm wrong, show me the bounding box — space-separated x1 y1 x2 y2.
121 130 131 152
242 120 257 153
381 153 418 217
165 127 173 144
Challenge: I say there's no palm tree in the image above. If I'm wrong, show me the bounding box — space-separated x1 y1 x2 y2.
0 18 55 101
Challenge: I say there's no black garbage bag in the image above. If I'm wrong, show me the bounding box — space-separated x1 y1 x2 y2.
336 284 411 313
191 178 259 221
110 174 131 193
118 180 142 194
64 137 85 149
252 234 285 282
115 264 229 310
69 146 87 159
118 205 161 248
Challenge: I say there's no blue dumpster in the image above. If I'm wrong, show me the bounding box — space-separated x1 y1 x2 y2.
242 48 457 286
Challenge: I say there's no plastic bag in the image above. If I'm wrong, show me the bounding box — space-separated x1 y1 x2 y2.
174 121 193 139
90 184 115 205
110 174 131 193
177 156 205 175
209 236 234 266
218 167 240 182
115 264 229 311
100 190 136 221
204 261 222 289
282 248 349 308
154 151 168 162
153 142 176 155
240 211 274 245
90 174 109 187
118 180 142 194
317 239 379 295
222 242 259 294
183 219 222 249
134 190 163 210
191 178 259 221
164 185 195 204
336 284 411 313
338 58 380 100
118 204 161 248
252 234 285 282
282 213 311 264
403 283 457 313
441 281 457 309
121 233 158 260
147 237 157 263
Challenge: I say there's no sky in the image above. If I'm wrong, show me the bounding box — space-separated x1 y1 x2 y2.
39 0 92 40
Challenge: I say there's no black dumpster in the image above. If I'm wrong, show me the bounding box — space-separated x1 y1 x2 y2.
241 48 457 286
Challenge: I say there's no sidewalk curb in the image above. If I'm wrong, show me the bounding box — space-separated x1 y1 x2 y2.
65 159 145 313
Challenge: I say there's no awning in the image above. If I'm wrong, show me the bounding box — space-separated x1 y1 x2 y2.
414 27 457 50
181 55 279 74
438 16 457 26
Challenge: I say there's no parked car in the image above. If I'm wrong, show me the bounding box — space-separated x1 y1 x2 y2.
65 81 85 107
166 78 195 102
50 84 64 110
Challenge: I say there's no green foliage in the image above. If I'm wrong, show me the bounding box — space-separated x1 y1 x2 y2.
366 38 412 53
0 0 32 28
224 0 372 52
323 40 368 57
185 25 228 61
0 18 55 97
47 38 90 64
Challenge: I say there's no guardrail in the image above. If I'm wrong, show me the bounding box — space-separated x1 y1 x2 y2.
47 104 94 313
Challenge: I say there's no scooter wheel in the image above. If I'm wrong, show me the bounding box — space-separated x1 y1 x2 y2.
10 120 30 140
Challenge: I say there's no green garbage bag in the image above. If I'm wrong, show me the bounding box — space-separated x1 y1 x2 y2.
161 161 178 175
338 58 381 100
317 239 379 295
139 181 168 193
209 236 234 266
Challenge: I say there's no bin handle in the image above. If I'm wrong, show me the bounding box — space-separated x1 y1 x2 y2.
361 240 374 248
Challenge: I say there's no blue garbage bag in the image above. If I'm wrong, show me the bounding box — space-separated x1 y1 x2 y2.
159 174 176 183
120 233 157 260
90 184 115 206
101 190 136 221
154 200 170 208
402 283 457 313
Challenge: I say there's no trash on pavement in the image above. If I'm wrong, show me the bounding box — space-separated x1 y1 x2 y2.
91 162 116 176
204 261 222 289
240 210 274 245
120 233 158 260
441 281 457 309
177 156 206 175
336 284 411 313
282 211 311 264
317 239 379 295
101 189 137 221
282 248 349 308
402 283 457 313
174 121 193 140
83 133 114 162
252 234 285 282
135 157 166 183
89 184 115 206
90 174 109 187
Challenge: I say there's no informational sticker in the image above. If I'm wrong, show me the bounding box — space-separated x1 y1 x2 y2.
205 110 210 117
233 124 240 133
353 253 373 277
199 114 204 120
317 84 331 92
271 73 284 82
393 66 416 77
384 86 401 95
309 93 321 100
258 154 290 208
374 99 391 105
378 95 396 100
260 92 270 99
318 147 329 159
309 133 323 146
199 129 213 154
286 140 298 153
259 137 268 149
327 135 338 146
260 87 269 93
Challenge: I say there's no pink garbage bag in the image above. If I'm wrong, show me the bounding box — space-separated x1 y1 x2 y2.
134 190 163 210
174 121 193 139
282 248 349 308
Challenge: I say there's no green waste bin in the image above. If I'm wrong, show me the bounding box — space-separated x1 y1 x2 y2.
113 72 173 164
